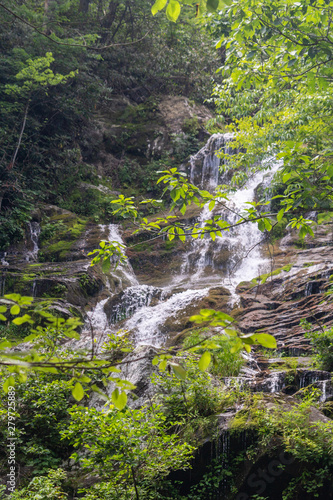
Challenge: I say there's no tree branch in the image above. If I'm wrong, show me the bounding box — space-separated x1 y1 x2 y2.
0 2 149 51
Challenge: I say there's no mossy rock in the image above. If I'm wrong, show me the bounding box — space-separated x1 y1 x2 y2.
39 209 87 262
322 401 333 419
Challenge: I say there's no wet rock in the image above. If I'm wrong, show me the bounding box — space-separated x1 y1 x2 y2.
238 262 333 353
103 285 167 324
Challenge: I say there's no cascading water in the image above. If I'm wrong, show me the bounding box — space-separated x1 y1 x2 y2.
85 133 283 348
189 132 235 189
104 223 139 288
124 287 210 346
26 222 40 262
179 137 282 300
108 285 164 324
0 252 9 266
83 224 139 339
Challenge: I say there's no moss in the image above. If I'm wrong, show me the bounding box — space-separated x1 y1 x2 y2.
164 240 178 251
269 218 288 242
49 213 77 223
229 411 251 432
21 273 36 282
131 241 153 252
229 405 263 433
40 240 74 261
252 264 293 285
269 357 300 371
42 283 67 299
182 116 200 135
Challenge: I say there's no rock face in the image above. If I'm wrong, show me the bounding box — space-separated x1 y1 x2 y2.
81 95 213 177
171 394 333 500
236 225 333 353
0 207 134 319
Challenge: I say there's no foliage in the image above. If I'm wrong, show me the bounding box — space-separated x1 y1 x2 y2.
0 0 219 252
152 356 225 424
0 376 73 474
253 392 333 498
151 0 231 22
0 293 136 409
7 469 67 500
61 404 195 498
206 0 333 234
303 320 333 371
183 330 244 377
151 355 246 444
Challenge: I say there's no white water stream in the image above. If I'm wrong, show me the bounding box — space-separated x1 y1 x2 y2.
85 134 282 347
26 222 41 262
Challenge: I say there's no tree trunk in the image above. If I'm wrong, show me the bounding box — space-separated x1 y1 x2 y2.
11 98 30 171
79 0 90 13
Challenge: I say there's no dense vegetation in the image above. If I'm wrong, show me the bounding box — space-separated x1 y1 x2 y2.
1 0 333 499
0 0 219 249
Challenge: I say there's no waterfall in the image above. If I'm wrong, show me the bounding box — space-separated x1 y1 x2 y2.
83 224 139 337
84 133 283 348
189 132 235 189
86 298 110 334
124 288 210 346
0 252 9 266
26 222 40 262
105 224 139 287
108 285 163 324
179 135 282 299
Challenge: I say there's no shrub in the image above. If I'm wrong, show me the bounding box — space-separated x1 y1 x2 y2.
303 321 333 371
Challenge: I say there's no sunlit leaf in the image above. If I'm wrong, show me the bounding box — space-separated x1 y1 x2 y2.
72 382 85 401
198 351 211 371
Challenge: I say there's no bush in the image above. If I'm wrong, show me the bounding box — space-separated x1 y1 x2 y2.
303 322 333 371
8 469 67 500
0 376 73 475
183 331 244 377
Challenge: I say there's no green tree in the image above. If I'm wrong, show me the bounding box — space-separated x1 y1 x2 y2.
61 404 194 499
208 0 333 231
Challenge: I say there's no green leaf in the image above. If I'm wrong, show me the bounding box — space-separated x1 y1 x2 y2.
258 219 265 232
102 257 111 273
159 359 167 371
72 382 85 401
152 356 159 366
151 0 168 17
0 306 7 313
198 351 211 371
0 314 6 321
208 199 215 211
170 363 187 380
12 314 34 325
0 340 11 349
253 333 277 349
180 204 187 215
224 328 238 337
10 305 20 316
207 0 219 13
112 388 127 410
4 294 21 302
277 209 285 222
166 0 181 22
3 376 15 393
